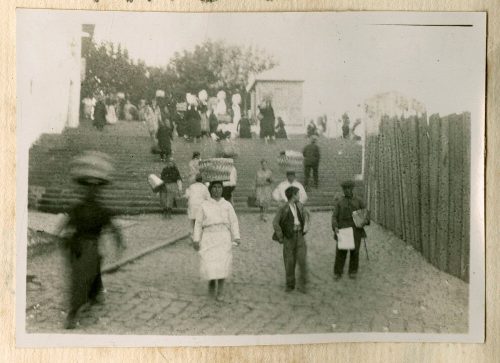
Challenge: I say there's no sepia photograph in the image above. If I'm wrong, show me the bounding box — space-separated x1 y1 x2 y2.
16 9 485 346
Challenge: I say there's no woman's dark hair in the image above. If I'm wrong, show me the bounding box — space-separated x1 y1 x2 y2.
192 151 200 159
209 180 223 193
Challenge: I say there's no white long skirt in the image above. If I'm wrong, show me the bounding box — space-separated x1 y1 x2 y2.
199 225 232 280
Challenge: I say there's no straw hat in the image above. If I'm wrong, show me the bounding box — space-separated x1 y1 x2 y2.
70 151 114 185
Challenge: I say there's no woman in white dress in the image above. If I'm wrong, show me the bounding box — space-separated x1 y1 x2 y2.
192 181 240 301
105 98 118 125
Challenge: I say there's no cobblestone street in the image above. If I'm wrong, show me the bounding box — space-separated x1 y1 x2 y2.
25 211 468 335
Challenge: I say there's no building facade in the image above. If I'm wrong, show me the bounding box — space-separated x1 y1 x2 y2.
247 79 304 134
17 13 87 146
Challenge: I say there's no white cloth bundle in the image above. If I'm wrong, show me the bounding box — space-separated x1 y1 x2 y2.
231 93 241 105
186 93 198 106
198 90 208 102
155 90 165 97
337 227 355 250
148 174 164 193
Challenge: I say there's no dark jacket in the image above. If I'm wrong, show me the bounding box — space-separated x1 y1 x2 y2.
303 143 321 165
331 196 367 238
161 165 182 184
157 124 172 151
209 113 219 134
93 101 107 126
273 202 310 240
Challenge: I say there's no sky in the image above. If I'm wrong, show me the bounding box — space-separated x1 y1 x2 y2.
22 10 486 120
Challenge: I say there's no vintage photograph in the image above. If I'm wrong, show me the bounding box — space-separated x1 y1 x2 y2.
16 10 485 346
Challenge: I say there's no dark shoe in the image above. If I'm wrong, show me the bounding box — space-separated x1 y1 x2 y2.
208 281 216 298
285 286 294 292
64 316 77 329
349 273 357 280
89 293 105 305
334 274 342 281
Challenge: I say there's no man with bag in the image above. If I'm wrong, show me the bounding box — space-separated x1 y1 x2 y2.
272 186 310 293
332 180 368 280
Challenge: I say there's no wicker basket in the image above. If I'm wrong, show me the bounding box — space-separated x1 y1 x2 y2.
277 150 304 172
199 158 233 182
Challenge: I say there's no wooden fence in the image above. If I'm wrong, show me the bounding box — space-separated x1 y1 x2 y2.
364 113 470 281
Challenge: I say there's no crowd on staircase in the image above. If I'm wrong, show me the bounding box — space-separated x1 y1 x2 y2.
82 88 291 154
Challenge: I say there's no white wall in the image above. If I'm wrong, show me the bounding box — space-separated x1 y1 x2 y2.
17 11 82 147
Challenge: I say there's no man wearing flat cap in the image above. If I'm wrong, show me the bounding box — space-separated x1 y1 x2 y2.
331 180 367 280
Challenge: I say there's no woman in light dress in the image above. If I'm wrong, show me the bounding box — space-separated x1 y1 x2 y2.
255 159 273 221
145 99 161 147
192 181 240 301
184 174 210 238
105 96 118 125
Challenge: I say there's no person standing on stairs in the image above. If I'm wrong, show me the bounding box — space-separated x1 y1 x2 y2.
303 135 321 189
255 159 273 221
156 116 173 162
159 157 183 219
93 94 107 131
145 98 161 150
272 170 308 206
222 162 237 204
188 151 201 185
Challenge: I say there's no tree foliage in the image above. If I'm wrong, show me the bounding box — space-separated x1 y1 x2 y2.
166 40 277 100
81 39 277 107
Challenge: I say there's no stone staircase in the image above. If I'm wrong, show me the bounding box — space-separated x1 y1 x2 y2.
28 119 362 215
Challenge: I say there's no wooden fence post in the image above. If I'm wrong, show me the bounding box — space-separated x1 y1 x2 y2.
447 114 463 278
418 114 430 260
437 115 450 272
461 112 471 282
428 114 441 266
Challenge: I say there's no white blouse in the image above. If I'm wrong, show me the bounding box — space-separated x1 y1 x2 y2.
193 198 240 242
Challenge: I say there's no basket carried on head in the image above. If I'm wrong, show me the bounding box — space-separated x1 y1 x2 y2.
70 151 114 185
277 150 304 172
198 158 233 182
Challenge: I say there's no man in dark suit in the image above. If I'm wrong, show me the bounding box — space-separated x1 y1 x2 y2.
273 186 310 293
332 180 367 280
303 136 321 189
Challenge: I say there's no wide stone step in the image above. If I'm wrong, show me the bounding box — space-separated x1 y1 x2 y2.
29 121 363 215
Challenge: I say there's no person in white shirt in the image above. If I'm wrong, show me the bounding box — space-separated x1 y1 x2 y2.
272 171 308 205
222 165 237 204
184 174 210 238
